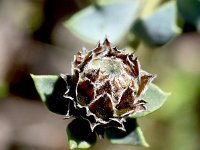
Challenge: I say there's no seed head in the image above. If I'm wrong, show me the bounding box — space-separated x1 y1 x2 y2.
61 38 155 134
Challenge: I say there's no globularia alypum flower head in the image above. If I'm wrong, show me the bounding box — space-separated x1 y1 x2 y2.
61 38 155 135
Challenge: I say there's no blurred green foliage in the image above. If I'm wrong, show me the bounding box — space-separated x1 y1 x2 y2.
65 0 143 44
62 0 200 149
65 0 200 47
177 0 200 31
43 0 200 149
1 0 199 149
132 1 181 46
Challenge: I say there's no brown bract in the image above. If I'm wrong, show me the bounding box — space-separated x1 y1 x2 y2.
61 38 155 133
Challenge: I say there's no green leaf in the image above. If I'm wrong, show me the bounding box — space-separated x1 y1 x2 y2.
177 0 200 31
131 83 170 118
65 0 143 44
67 119 97 149
105 118 149 147
31 74 69 115
132 1 181 46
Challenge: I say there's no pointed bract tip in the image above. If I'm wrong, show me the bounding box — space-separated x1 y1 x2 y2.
97 40 101 47
103 37 110 46
113 47 117 51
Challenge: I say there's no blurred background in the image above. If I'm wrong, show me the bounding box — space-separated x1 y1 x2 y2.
0 0 199 150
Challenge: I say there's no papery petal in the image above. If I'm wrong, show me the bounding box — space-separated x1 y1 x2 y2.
77 79 94 106
89 94 114 121
116 87 136 116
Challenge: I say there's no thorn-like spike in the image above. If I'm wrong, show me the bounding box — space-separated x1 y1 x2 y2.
97 40 101 47
93 41 103 54
103 37 110 46
113 47 118 51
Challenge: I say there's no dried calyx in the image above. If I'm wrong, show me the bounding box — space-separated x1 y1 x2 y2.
61 38 155 136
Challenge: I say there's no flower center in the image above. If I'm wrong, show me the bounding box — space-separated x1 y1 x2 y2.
88 58 122 77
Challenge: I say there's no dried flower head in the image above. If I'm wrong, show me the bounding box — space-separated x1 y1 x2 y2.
61 38 155 135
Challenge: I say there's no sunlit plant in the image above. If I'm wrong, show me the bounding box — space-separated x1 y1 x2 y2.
31 38 169 149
